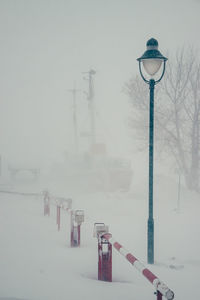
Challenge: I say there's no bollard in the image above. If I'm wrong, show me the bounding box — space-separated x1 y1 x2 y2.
43 191 50 216
70 210 84 247
94 223 112 282
98 236 112 282
47 198 50 216
57 205 61 231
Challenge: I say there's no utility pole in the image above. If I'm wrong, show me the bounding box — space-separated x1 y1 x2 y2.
83 69 96 147
68 83 81 152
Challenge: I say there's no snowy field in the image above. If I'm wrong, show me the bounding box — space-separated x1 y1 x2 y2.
0 175 200 300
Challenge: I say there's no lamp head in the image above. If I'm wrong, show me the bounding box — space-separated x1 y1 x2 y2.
137 38 168 76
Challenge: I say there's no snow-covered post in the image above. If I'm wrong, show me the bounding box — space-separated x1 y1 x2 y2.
93 223 112 282
70 210 84 247
43 191 50 216
57 205 61 231
62 198 72 212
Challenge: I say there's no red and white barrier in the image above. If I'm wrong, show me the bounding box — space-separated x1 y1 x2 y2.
43 192 84 247
94 224 174 300
43 191 72 219
43 192 174 300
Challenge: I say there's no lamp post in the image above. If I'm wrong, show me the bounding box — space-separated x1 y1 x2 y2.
137 38 168 264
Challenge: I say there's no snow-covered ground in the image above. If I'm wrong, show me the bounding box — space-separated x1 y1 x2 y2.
0 174 199 300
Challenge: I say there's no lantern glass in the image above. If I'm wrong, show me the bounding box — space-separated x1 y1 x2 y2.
142 58 162 76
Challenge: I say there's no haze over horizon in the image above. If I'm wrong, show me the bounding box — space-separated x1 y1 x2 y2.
0 0 199 168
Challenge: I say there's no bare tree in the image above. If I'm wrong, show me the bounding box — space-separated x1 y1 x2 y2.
125 47 200 192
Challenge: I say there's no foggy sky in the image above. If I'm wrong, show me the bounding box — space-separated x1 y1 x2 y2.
0 0 199 167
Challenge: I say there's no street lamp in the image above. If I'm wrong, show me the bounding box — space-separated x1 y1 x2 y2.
137 38 168 264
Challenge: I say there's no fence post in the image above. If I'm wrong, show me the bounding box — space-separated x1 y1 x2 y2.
70 210 84 247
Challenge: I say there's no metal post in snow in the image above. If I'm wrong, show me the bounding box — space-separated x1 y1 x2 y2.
70 210 84 247
43 191 50 216
70 210 76 247
94 223 112 282
47 199 50 216
77 224 81 245
44 198 46 216
57 205 61 231
98 236 112 282
71 223 78 247
46 196 50 216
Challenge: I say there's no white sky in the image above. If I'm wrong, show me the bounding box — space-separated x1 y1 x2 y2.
0 0 200 167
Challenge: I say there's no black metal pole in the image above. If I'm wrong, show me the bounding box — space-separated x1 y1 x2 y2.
148 79 155 264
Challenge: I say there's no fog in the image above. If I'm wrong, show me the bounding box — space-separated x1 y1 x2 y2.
0 0 199 175
1 2 200 300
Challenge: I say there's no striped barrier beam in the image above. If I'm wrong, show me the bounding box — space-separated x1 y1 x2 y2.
102 232 174 300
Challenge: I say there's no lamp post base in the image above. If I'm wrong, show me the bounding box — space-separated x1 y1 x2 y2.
148 218 154 264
